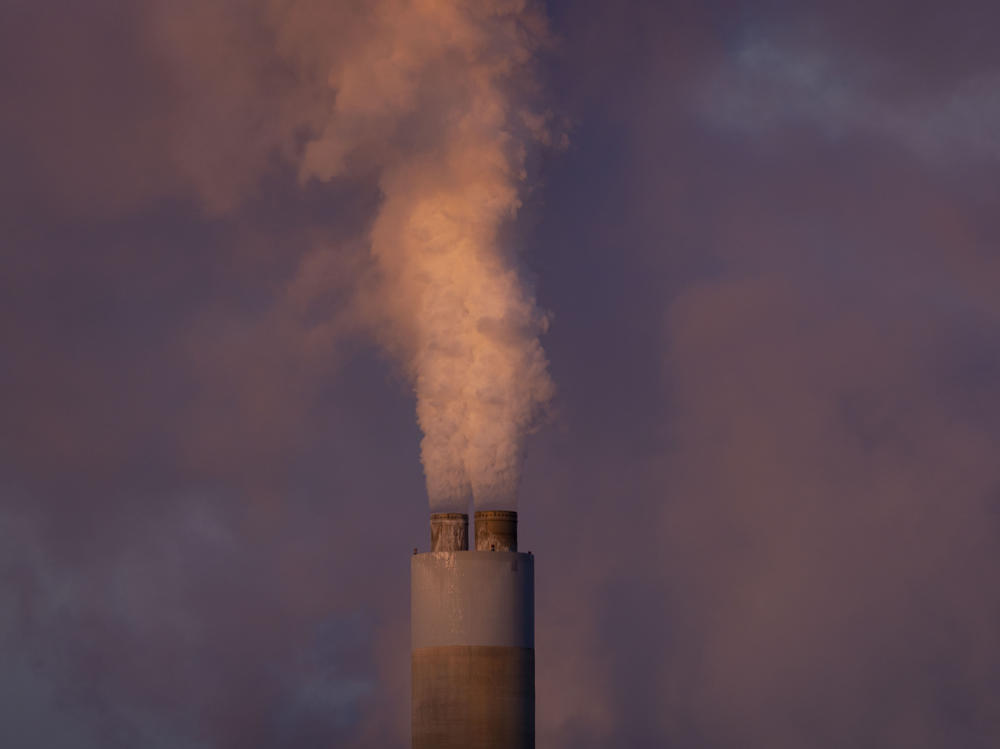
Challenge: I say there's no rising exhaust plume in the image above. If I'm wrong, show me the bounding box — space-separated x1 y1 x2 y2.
292 0 556 511
149 0 555 510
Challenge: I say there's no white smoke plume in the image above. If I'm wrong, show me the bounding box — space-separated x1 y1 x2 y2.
286 0 555 510
147 0 556 510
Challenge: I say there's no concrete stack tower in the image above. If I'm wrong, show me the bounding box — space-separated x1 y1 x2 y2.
411 510 534 748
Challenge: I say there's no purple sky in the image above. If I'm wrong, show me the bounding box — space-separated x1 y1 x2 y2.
3 1 1000 747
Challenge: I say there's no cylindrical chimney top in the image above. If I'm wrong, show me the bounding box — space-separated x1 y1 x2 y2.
475 510 517 552
429 513 468 552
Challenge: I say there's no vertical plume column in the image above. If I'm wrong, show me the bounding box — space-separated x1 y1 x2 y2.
293 1 555 512
412 511 534 748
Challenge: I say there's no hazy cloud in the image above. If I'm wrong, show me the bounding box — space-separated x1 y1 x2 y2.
700 35 1000 166
2 1 999 747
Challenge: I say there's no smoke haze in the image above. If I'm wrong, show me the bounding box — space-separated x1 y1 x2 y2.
293 0 555 510
3 0 1000 747
155 0 556 510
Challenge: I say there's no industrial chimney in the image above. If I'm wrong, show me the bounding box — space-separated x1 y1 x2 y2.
411 511 534 748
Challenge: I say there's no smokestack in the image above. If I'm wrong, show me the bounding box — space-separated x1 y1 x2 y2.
475 510 517 551
412 510 534 748
430 513 469 552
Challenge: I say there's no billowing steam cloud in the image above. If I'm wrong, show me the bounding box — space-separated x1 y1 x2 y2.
289 0 556 510
143 0 555 510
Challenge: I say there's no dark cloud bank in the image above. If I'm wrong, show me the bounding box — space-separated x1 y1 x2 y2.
2 1 1000 747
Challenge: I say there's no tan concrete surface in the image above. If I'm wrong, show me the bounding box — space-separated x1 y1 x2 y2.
411 551 534 649
412 646 534 749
